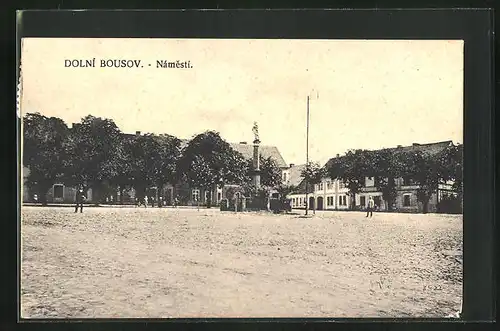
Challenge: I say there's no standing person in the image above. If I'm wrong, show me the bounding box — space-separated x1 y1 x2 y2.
366 196 375 218
75 188 86 213
33 194 38 204
144 195 148 208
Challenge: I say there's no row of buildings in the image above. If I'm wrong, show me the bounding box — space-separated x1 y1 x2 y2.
22 128 459 213
22 130 289 207
285 141 458 213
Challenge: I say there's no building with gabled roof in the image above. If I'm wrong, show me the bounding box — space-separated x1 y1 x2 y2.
22 130 291 206
288 140 461 214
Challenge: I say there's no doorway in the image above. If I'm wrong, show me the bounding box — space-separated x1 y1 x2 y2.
317 197 324 210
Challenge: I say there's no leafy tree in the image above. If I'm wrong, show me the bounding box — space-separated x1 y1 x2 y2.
301 162 325 213
451 144 463 197
108 136 135 203
246 155 282 191
326 150 371 209
23 113 69 204
371 149 406 211
439 143 463 197
402 150 442 213
152 134 182 203
276 184 298 205
179 131 249 208
63 115 123 203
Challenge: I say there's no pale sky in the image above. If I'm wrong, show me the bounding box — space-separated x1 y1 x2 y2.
20 38 463 166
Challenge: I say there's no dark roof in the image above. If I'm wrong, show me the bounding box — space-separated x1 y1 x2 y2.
387 141 453 155
293 177 314 195
159 138 288 168
288 164 307 187
230 143 288 168
324 140 453 169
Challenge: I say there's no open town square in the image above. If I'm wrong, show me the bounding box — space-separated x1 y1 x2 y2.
20 38 464 318
21 206 462 318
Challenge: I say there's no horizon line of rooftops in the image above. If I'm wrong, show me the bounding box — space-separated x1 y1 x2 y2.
125 129 459 169
66 123 460 169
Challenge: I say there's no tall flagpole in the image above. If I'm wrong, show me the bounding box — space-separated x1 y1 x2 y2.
305 95 310 216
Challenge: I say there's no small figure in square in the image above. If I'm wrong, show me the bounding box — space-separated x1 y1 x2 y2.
33 194 38 204
144 195 148 208
366 196 375 218
75 188 86 213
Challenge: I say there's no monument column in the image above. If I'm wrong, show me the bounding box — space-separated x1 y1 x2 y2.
253 137 261 188
252 122 261 188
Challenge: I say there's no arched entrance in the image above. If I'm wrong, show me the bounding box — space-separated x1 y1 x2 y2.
309 196 315 210
317 197 324 210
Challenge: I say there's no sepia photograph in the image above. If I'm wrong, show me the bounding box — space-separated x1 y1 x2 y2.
19 38 463 318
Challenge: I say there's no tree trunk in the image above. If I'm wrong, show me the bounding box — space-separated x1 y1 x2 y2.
313 196 316 214
206 189 212 208
156 182 162 208
119 187 124 205
91 184 100 206
40 190 48 206
423 200 429 214
39 182 52 206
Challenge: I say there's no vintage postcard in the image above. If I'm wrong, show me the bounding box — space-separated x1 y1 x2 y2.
19 38 463 318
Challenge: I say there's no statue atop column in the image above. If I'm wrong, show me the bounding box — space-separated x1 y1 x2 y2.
252 121 260 144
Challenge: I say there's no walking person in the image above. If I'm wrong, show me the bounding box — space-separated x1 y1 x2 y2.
75 188 86 213
366 196 375 218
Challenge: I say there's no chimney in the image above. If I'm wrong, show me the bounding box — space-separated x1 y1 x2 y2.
135 131 141 136
289 163 295 168
239 141 247 145
336 154 340 157
397 145 402 148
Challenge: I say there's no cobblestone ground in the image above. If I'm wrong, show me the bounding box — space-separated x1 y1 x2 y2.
21 206 462 318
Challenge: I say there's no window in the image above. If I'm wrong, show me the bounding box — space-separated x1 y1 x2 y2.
403 194 411 207
339 181 345 189
402 177 414 186
53 184 64 199
205 191 210 201
217 192 222 201
192 189 200 202
319 183 323 190
360 196 366 207
365 176 375 187
339 195 347 206
327 196 334 206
